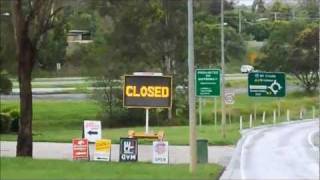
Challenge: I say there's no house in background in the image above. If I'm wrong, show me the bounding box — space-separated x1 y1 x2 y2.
66 30 93 55
67 30 93 44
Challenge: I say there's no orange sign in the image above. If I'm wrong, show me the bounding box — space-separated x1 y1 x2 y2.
72 139 89 160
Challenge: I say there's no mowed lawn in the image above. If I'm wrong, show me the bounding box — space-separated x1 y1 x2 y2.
0 157 224 180
1 91 318 145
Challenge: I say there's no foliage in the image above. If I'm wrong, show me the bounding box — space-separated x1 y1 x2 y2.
256 21 319 92
209 0 234 16
0 71 13 94
0 106 19 133
245 21 272 41
287 25 319 92
194 12 246 66
0 113 11 133
252 0 266 13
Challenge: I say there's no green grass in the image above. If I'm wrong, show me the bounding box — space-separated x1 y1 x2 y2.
1 91 318 145
0 157 223 180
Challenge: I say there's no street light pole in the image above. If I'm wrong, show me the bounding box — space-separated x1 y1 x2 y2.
187 0 197 173
221 0 226 138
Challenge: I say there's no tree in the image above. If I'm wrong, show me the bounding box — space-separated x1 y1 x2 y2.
252 0 266 13
288 25 319 92
209 0 234 16
257 21 319 92
11 0 64 157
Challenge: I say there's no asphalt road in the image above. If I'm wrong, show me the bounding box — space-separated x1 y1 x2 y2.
0 141 234 166
221 119 320 180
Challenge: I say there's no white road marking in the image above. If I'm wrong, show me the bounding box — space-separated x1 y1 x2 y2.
308 129 319 152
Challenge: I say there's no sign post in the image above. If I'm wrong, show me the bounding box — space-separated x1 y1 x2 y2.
83 120 101 143
124 75 172 134
119 138 138 162
196 69 220 127
248 72 286 97
152 141 169 164
72 139 89 160
93 139 111 161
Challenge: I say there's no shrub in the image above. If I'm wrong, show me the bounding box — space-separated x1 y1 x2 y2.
9 110 20 132
0 113 11 133
0 72 13 95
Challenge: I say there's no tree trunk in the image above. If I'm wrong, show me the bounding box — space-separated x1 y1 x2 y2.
16 38 34 157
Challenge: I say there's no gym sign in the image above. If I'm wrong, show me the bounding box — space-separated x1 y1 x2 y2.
123 75 172 108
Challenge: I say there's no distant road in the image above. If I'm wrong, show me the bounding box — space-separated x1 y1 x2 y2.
221 119 319 180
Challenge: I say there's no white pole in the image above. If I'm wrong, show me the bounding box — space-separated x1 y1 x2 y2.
313 106 315 120
287 109 290 121
187 0 197 173
300 108 303 119
240 116 243 130
199 98 202 126
262 111 266 124
145 108 149 134
249 114 253 128
273 110 276 124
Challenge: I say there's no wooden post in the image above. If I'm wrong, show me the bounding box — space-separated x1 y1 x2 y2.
287 109 290 121
262 111 266 124
249 114 253 128
240 116 243 130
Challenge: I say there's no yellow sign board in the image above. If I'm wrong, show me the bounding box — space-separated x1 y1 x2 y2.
94 139 111 161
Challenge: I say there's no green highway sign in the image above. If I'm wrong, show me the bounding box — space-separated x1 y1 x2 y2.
196 69 220 97
248 72 286 97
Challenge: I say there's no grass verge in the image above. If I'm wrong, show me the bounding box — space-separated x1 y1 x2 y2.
0 157 223 180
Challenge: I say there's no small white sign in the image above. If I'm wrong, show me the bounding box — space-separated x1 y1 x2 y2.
224 91 235 105
152 141 169 164
84 120 101 142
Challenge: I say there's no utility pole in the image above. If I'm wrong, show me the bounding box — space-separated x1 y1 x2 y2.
187 0 197 173
238 4 241 34
318 0 320 121
221 0 226 138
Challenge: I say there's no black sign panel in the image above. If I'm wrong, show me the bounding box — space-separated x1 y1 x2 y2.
119 138 138 162
123 75 172 108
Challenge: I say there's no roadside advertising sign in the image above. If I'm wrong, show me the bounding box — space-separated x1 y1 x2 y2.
248 72 286 97
123 75 172 108
72 138 89 160
195 69 220 97
119 138 138 162
93 139 111 161
83 120 101 142
152 141 169 164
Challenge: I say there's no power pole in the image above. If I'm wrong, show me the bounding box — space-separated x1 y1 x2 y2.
221 0 226 138
187 0 197 173
318 0 320 121
238 6 241 34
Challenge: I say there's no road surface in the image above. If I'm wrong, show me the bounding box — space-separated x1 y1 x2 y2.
221 119 319 180
0 141 234 166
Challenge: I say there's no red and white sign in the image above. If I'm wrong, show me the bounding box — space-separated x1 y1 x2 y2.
152 141 169 164
224 91 235 105
84 120 101 142
72 138 89 160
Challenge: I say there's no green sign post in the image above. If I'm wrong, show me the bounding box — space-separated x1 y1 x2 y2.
195 69 220 97
248 72 286 97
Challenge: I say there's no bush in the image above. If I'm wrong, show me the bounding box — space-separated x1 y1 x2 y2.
0 113 11 133
0 72 13 94
9 110 20 132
